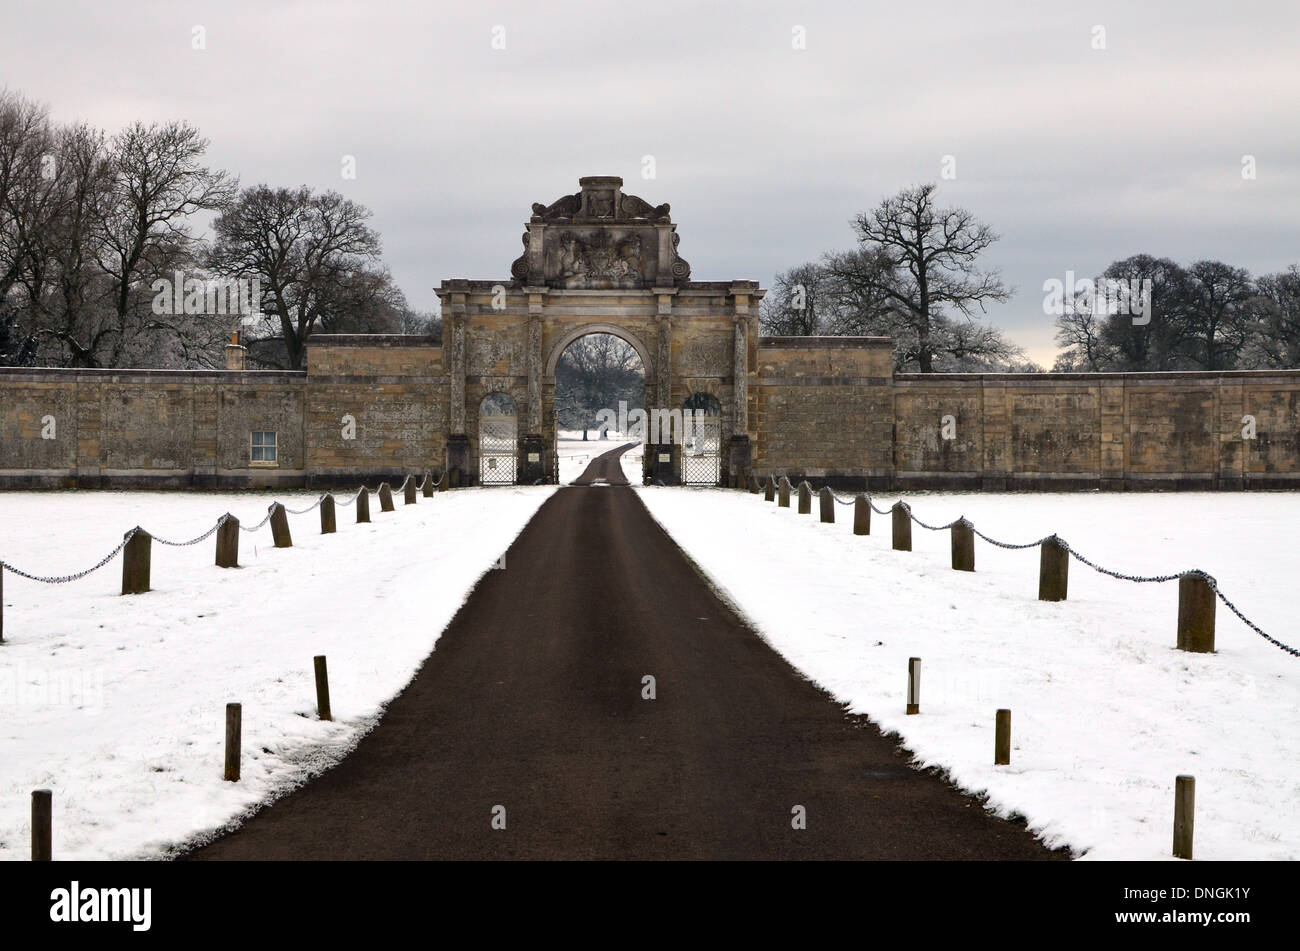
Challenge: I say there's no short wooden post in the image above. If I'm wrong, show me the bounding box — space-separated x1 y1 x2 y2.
314 655 332 722
355 488 371 523
378 483 395 512
891 503 912 551
906 657 921 715
778 477 791 508
31 789 51 861
403 476 417 505
853 496 871 535
215 514 240 568
1038 536 1069 602
764 477 775 502
994 709 1011 765
224 703 241 782
1173 775 1195 860
121 528 151 595
421 473 434 497
819 487 835 523
797 481 812 514
268 503 292 548
320 495 336 534
951 519 975 572
1176 573 1216 653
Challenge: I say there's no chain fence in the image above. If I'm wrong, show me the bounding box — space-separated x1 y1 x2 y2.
765 475 1298 658
0 474 442 586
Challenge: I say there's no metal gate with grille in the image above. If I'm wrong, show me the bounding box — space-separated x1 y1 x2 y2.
479 414 517 485
680 416 721 485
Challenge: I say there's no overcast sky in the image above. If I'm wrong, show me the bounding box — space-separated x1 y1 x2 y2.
3 0 1297 366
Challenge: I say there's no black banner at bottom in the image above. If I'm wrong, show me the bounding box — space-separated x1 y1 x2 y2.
0 859 1282 938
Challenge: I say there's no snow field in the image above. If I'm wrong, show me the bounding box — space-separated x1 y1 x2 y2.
0 486 555 859
635 487 1300 860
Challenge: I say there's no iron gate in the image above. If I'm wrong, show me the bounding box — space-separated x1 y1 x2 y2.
479 414 517 485
680 415 721 485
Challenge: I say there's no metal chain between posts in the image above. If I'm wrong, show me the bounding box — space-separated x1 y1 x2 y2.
769 476 1299 658
284 495 326 516
153 515 228 547
239 510 275 533
0 529 138 584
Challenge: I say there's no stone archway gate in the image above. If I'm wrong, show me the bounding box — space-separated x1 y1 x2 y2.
437 175 760 486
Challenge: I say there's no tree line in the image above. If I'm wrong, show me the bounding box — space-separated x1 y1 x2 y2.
1050 256 1300 372
762 181 1300 374
0 87 435 370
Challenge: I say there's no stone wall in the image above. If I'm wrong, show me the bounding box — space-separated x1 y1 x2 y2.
0 368 305 488
5 337 1300 492
752 337 895 486
305 335 446 486
891 371 1300 490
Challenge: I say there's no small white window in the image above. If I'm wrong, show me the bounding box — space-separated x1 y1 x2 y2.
251 431 278 466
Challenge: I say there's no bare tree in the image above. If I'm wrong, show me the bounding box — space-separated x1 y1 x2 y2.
210 185 396 369
848 183 1012 372
1171 260 1260 370
759 261 829 335
93 120 235 365
1243 265 1300 368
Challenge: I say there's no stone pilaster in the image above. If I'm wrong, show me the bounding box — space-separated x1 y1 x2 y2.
725 287 753 487
526 290 545 434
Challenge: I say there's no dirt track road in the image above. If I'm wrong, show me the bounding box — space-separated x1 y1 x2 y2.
187 445 1063 860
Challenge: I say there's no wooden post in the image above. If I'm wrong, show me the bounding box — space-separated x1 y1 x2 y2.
951 519 975 572
748 475 761 494
797 482 812 514
356 488 371 523
778 476 791 508
906 657 921 714
1173 775 1195 860
421 473 434 497
764 477 775 502
819 487 834 523
378 482 395 512
314 655 332 722
995 709 1011 765
121 528 151 595
853 496 870 535
403 476 417 505
215 514 240 568
1038 536 1069 602
31 789 51 861
320 495 336 534
891 503 911 551
268 503 292 548
1177 573 1216 653
224 703 241 782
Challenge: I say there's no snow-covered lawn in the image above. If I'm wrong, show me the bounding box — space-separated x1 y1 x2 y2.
636 487 1300 861
0 485 554 860
556 430 643 484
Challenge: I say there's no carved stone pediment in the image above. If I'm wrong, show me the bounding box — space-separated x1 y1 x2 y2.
512 175 691 288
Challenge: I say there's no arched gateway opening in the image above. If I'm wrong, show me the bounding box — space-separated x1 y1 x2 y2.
549 329 647 484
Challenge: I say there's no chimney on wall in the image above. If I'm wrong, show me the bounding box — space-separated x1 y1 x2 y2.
225 330 247 370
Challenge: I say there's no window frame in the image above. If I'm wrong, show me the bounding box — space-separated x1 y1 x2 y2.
250 430 279 467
